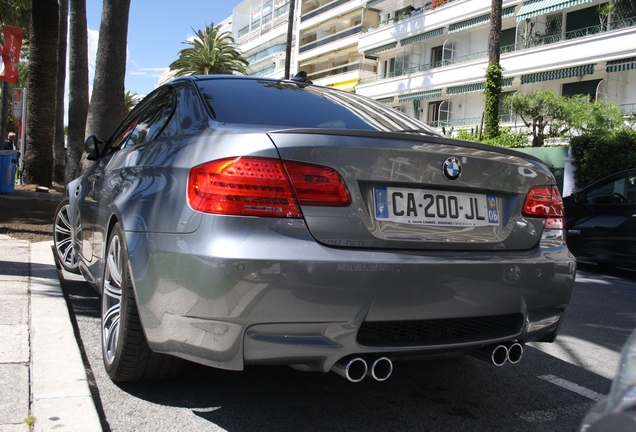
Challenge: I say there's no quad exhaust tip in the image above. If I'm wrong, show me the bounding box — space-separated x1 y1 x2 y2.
331 356 393 382
469 342 524 367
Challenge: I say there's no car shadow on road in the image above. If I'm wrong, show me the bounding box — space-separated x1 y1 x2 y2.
58 268 620 432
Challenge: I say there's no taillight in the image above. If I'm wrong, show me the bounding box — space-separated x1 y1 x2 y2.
187 157 350 217
522 185 564 229
285 162 351 206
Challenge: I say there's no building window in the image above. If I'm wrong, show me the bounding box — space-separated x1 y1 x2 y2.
562 79 603 101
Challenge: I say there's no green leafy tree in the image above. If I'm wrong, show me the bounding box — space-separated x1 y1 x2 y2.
169 24 248 76
504 90 576 147
124 91 141 114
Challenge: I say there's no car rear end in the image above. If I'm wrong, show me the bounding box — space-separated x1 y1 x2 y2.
128 77 575 377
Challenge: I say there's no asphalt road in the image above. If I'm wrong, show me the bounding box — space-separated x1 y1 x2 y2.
60 264 636 432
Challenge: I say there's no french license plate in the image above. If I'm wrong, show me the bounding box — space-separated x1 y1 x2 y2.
373 186 499 227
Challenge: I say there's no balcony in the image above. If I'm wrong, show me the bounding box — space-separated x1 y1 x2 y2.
299 25 362 54
302 0 355 22
307 60 377 81
357 16 636 96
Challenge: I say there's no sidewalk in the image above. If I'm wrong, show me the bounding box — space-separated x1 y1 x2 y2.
0 233 102 431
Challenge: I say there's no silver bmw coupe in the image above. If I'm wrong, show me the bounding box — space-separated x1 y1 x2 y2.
53 74 576 383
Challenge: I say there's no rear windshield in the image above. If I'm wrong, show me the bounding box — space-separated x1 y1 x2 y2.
196 78 437 135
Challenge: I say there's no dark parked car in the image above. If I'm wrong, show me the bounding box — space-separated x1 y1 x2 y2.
564 168 636 270
53 74 575 383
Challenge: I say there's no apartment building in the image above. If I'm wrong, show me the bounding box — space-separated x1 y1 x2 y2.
233 0 292 79
232 0 380 89
355 0 636 128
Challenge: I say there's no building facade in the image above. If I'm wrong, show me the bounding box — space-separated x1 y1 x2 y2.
356 0 636 128
226 0 636 128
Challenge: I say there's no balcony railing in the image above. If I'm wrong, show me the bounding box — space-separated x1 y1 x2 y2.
301 0 354 22
307 61 376 81
238 2 290 40
299 25 362 54
362 0 458 33
359 16 636 86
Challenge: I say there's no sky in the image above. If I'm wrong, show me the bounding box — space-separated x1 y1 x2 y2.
86 0 240 97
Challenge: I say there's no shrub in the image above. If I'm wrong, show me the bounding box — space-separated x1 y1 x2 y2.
570 128 636 185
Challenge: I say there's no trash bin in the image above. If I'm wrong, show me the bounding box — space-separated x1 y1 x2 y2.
0 150 18 194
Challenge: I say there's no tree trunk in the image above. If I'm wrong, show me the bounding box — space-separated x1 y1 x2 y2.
66 0 89 183
24 0 59 186
53 0 69 184
488 0 502 63
85 0 131 141
483 0 503 139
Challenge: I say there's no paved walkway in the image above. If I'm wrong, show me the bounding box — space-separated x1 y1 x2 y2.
0 233 102 431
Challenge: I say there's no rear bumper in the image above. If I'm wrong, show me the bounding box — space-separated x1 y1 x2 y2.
125 217 575 371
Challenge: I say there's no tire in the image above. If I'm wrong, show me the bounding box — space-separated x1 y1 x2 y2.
101 222 182 382
53 198 81 274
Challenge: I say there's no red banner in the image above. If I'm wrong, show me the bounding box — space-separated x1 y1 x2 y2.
0 26 23 85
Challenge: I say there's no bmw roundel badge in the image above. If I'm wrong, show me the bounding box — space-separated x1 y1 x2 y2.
442 157 462 180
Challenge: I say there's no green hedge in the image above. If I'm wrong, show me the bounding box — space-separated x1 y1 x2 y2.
570 128 636 185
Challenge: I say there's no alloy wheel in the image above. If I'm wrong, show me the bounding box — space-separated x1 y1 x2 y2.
102 234 123 366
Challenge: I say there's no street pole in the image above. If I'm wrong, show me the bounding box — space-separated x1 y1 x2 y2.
284 0 296 79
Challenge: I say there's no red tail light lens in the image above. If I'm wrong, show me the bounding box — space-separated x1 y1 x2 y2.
188 157 350 217
522 185 564 229
285 162 351 206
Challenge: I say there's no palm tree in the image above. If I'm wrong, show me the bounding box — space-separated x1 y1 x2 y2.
124 91 141 114
483 0 503 140
169 24 248 76
24 0 58 186
85 0 131 142
66 0 89 183
53 0 69 184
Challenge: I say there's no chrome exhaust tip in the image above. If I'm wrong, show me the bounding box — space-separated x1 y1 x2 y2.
506 342 524 364
368 357 393 382
331 357 368 382
469 344 509 366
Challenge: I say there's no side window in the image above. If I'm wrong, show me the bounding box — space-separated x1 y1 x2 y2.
586 175 636 205
122 90 175 149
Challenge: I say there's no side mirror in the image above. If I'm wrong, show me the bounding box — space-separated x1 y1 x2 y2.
83 135 103 160
571 191 583 205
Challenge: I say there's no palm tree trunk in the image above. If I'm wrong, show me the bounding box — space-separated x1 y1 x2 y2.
53 0 69 184
483 0 503 140
85 0 131 141
66 0 89 183
24 0 59 186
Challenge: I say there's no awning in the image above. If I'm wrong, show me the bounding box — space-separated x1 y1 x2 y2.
447 82 484 95
365 42 398 56
400 28 444 46
449 6 516 33
516 0 592 22
331 79 360 90
606 57 636 73
521 64 594 84
398 89 442 102
366 0 385 8
376 96 396 104
446 78 514 95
